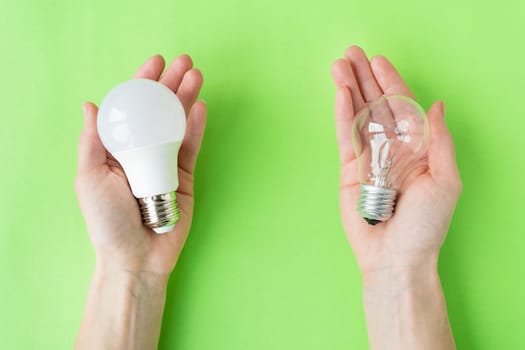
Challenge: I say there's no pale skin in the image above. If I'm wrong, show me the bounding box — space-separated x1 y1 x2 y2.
76 46 461 350
75 54 206 349
331 46 461 349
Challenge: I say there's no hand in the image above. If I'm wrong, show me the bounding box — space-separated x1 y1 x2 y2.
75 54 206 278
331 46 462 276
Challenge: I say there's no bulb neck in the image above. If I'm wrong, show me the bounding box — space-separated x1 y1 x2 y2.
137 191 180 234
358 184 397 225
112 142 182 198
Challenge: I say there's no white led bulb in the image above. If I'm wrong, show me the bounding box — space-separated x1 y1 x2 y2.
97 79 186 234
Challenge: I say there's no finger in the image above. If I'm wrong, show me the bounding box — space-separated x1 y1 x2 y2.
331 58 366 112
427 101 461 189
370 55 415 99
178 101 207 176
177 69 204 116
78 102 106 172
159 54 193 93
334 87 356 163
344 46 383 102
133 54 166 80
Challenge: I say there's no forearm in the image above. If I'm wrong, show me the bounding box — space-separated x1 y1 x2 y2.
76 260 168 350
362 258 455 350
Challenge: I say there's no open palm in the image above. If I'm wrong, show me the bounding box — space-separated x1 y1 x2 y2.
331 46 462 274
76 54 206 276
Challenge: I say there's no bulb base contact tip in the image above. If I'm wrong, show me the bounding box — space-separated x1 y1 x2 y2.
137 191 180 234
358 184 397 225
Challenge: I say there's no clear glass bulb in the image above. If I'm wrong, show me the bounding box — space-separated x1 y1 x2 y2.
97 79 186 234
352 95 429 225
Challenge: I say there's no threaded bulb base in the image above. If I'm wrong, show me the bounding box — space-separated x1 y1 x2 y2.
358 184 397 225
137 191 180 234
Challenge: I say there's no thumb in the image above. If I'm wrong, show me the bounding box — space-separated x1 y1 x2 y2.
427 101 461 188
77 102 106 173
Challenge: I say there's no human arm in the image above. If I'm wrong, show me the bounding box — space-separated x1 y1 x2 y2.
75 54 206 349
331 46 461 349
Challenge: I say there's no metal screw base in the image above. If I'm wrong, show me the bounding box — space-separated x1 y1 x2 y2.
358 184 397 225
137 191 180 232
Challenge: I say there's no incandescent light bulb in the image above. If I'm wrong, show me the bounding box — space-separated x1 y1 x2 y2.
352 95 429 225
97 79 186 234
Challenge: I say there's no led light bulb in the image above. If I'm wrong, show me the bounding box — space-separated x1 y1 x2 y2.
97 79 186 234
352 95 429 225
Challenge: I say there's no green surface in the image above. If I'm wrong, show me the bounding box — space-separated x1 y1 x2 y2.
1 0 524 348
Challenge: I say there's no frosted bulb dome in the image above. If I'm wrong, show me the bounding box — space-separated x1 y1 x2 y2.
98 79 186 153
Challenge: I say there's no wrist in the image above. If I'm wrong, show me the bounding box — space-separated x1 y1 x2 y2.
77 255 169 349
362 254 439 291
360 254 455 350
93 257 170 293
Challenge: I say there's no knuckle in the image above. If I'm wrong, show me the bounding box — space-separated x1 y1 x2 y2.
454 179 463 195
74 177 82 194
447 177 463 196
74 175 86 195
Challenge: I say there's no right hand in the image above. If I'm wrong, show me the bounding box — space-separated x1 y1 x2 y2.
331 46 462 276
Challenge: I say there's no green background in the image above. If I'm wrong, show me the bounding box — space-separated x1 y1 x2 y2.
1 0 524 348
